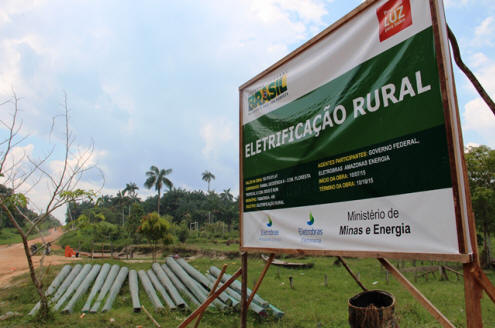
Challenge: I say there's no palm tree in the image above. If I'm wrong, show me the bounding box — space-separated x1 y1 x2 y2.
220 188 233 201
123 182 139 198
202 170 215 192
144 165 173 214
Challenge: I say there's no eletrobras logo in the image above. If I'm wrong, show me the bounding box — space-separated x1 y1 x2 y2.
248 74 288 112
298 212 323 244
259 215 280 242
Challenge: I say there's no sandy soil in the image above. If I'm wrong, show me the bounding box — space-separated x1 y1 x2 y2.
0 227 79 287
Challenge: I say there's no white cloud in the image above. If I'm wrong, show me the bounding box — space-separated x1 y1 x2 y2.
0 141 108 223
463 97 495 148
465 142 480 150
200 118 234 160
460 50 495 148
444 0 472 8
472 16 495 47
208 0 328 73
0 0 47 26
469 52 489 68
0 144 35 187
48 147 106 178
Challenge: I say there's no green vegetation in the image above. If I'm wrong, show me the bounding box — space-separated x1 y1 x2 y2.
465 145 495 268
139 212 172 261
61 180 238 257
0 221 60 246
1 256 494 327
0 184 61 246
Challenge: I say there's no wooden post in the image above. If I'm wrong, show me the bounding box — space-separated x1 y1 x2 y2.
471 265 495 304
463 262 484 328
246 253 274 308
379 258 455 328
142 305 161 328
240 252 248 328
193 264 227 328
338 256 367 291
177 267 242 328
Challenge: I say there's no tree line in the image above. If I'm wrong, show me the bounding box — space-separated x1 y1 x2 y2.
62 166 238 254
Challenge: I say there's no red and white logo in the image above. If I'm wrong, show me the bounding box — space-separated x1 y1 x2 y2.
376 0 412 42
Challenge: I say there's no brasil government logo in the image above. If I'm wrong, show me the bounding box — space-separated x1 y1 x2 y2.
248 74 288 111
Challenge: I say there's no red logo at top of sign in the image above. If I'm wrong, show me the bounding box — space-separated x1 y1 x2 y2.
376 0 412 42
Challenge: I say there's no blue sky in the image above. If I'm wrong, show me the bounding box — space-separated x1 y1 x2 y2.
0 0 494 222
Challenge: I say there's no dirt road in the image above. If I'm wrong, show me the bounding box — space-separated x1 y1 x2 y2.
0 227 79 287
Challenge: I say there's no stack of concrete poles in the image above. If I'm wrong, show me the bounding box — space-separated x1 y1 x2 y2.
209 266 284 319
81 263 111 313
28 265 72 316
27 259 283 319
90 264 120 313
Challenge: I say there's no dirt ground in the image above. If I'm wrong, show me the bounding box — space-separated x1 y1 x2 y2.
0 227 79 287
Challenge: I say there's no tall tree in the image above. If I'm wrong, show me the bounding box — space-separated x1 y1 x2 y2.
220 188 233 201
202 170 215 192
144 166 173 214
123 182 139 199
465 145 495 268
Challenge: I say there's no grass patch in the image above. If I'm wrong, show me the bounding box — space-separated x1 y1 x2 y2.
1 257 494 327
0 225 58 246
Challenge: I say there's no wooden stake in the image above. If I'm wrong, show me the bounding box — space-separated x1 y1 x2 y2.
337 256 367 291
193 264 227 328
240 252 248 328
471 265 495 304
379 258 454 328
142 305 161 328
177 267 242 328
246 253 274 308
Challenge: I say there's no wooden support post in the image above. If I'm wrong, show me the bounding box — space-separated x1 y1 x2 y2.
193 264 227 328
246 253 273 308
379 258 455 328
464 262 484 328
240 252 248 328
471 265 495 304
337 256 367 291
177 267 242 328
142 305 161 328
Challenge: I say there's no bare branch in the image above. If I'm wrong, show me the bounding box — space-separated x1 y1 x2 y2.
0 92 20 174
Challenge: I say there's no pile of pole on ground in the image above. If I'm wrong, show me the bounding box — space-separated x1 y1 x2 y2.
28 257 283 320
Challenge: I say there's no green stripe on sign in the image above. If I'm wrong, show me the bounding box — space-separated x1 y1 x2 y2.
243 27 444 179
243 125 452 212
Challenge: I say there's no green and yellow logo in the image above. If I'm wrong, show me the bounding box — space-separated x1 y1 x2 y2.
266 215 273 227
307 212 315 226
248 74 287 111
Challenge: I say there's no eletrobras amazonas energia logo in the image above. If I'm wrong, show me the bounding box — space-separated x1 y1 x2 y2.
248 74 288 111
